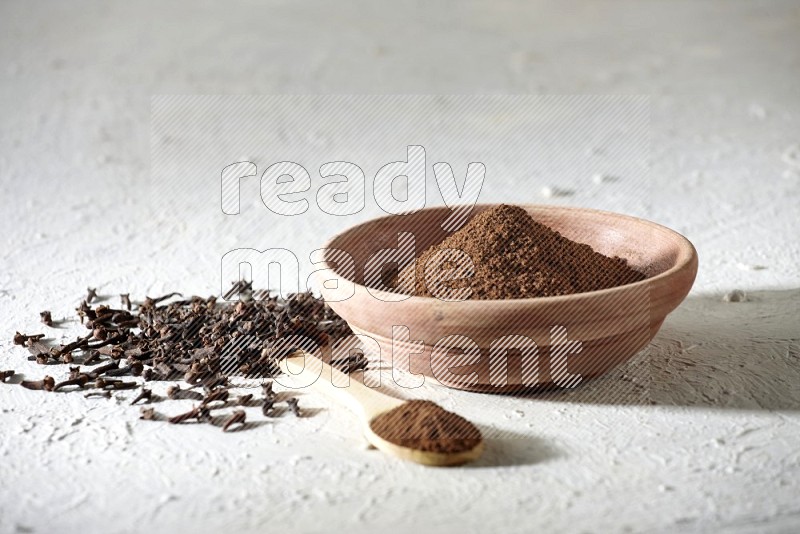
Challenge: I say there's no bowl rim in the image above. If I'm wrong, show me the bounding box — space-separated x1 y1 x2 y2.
318 203 698 306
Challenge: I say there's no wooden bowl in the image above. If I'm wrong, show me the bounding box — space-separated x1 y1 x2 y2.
315 204 698 393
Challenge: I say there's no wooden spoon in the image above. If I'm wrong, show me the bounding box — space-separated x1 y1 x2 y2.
280 351 484 466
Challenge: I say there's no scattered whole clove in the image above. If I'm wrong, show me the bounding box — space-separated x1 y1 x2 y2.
130 388 153 405
222 410 246 432
14 332 44 346
130 361 145 377
54 334 93 358
1 370 15 383
82 350 102 366
140 407 157 420
201 375 229 390
286 397 301 417
9 283 361 434
94 377 115 389
76 300 93 324
198 405 213 423
53 374 91 392
142 292 182 309
262 398 275 417
85 390 112 399
167 385 203 401
142 368 167 381
183 370 202 386
168 406 201 424
201 388 229 408
21 376 56 392
92 327 108 340
109 380 138 390
105 361 144 377
13 332 26 346
94 377 137 390
88 360 119 378
87 333 126 351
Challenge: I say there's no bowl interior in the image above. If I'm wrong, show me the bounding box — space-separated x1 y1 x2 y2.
326 204 686 288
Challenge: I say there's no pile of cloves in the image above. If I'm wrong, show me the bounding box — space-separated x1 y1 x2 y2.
3 283 368 433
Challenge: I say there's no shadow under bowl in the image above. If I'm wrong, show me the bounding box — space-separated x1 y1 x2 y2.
315 204 698 394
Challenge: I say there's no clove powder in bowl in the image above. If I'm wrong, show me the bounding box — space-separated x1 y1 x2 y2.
395 204 645 299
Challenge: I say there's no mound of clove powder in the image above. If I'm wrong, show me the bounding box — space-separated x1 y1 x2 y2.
369 400 482 454
396 204 646 299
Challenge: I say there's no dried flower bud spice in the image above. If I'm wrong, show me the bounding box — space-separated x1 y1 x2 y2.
10 284 368 435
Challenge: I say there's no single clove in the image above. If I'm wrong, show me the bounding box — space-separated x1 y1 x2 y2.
143 368 170 382
222 410 246 432
53 374 91 392
94 377 137 390
286 397 301 417
40 311 53 327
84 390 112 399
120 293 131 311
35 352 57 365
105 361 144 377
201 388 229 407
87 360 120 378
201 375 229 390
14 332 44 346
86 287 98 304
183 370 202 386
1 370 15 383
140 407 158 420
130 388 153 405
166 385 203 401
142 292 182 309
92 326 108 340
168 406 201 424
262 398 275 417
198 405 213 423
86 333 126 351
111 381 138 390
82 350 102 365
54 334 93 358
21 376 56 391
76 300 93 324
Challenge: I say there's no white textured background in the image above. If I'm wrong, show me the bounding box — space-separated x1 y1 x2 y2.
1 1 799 533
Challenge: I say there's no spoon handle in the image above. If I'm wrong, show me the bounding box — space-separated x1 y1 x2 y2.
281 351 403 420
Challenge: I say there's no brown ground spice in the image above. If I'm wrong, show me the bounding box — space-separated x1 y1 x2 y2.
369 400 482 454
396 204 645 299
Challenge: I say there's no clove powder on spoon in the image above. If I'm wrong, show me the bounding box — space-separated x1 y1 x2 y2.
396 204 646 299
369 400 482 454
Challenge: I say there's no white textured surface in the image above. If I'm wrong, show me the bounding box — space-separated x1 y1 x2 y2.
1 1 799 533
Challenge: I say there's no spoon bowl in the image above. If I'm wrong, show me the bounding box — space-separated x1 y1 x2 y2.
280 352 484 466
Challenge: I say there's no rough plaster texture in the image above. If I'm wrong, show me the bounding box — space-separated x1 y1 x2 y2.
1 1 799 533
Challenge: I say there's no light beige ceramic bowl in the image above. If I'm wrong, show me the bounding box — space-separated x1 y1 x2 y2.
316 204 697 393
